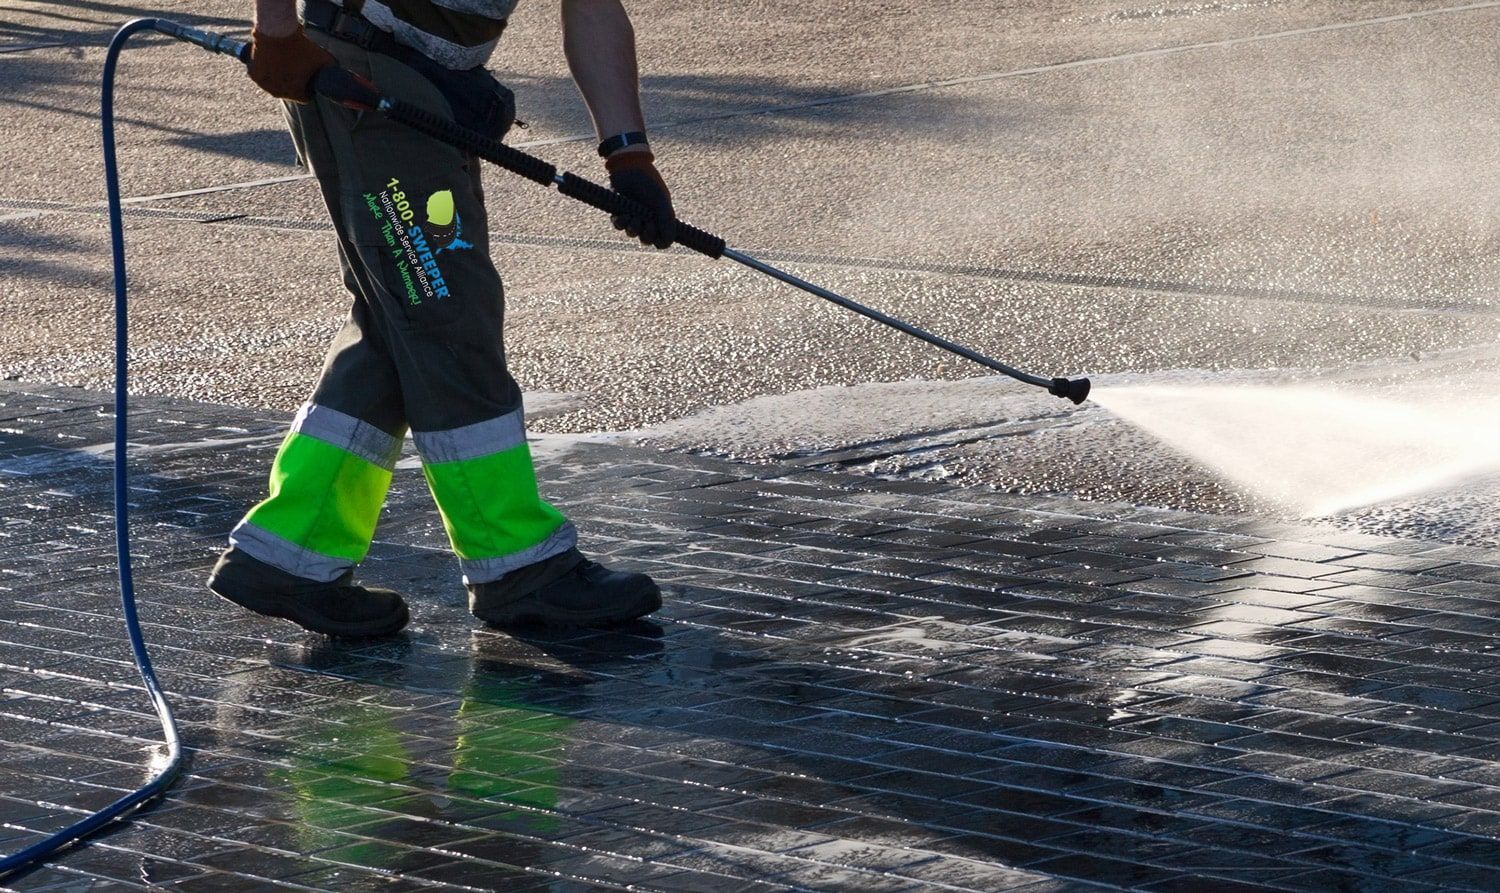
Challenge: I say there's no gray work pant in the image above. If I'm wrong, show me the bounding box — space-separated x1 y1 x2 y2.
226 34 576 587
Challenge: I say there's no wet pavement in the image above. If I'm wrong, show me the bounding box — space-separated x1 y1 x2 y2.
637 345 1500 550
6 381 1500 891
6 5 1500 885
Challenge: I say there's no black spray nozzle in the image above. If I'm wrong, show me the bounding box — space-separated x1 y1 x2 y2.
1049 377 1091 405
152 20 250 62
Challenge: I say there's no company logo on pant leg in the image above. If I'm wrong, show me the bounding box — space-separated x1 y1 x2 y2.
423 190 474 254
362 178 474 306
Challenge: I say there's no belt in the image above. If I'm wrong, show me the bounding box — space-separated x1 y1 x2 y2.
302 0 404 58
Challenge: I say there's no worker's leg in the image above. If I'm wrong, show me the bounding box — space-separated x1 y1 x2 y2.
227 291 406 581
231 36 655 627
303 50 576 587
328 43 657 624
209 47 410 635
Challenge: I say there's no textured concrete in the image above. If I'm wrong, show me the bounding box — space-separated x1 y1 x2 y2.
2 0 1496 428
5 0 1498 542
5 382 1500 890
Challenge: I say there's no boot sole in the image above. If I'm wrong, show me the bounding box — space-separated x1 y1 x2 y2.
476 586 662 629
209 581 410 638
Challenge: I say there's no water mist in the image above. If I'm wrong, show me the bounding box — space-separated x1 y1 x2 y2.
1091 384 1500 517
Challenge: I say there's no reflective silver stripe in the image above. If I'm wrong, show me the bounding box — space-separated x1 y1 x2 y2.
459 522 578 585
412 410 525 465
229 521 354 583
292 402 404 470
355 0 500 69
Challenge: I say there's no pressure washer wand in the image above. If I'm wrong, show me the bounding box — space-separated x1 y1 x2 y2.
719 248 1088 401
360 75 1094 405
157 21 1090 405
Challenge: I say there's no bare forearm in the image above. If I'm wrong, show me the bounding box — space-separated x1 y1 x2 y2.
254 0 299 36
561 0 646 141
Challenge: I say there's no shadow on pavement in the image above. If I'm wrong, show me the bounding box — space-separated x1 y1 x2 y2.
0 5 243 48
504 70 1005 145
170 127 297 167
0 220 96 284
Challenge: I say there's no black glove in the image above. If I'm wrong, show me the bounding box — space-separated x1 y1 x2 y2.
605 150 676 250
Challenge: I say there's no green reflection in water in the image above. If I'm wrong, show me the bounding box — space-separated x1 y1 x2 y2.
277 660 574 869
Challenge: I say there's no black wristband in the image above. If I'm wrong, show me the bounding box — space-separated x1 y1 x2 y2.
597 131 649 158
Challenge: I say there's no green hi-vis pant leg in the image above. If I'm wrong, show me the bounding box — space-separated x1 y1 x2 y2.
413 411 575 585
232 403 403 582
226 31 573 584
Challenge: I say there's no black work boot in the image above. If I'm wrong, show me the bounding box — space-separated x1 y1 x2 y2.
467 548 661 628
207 548 410 638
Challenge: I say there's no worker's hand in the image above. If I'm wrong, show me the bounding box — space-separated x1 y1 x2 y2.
249 25 335 103
606 150 676 250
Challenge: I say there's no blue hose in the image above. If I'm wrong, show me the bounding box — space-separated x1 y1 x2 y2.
0 17 192 877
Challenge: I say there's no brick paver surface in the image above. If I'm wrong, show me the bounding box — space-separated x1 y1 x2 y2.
2 382 1500 891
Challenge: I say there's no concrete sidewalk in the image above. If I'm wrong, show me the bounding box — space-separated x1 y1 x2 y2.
3 382 1500 891
3 0 1496 439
